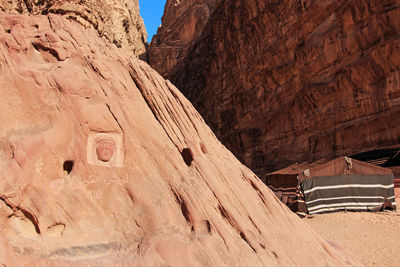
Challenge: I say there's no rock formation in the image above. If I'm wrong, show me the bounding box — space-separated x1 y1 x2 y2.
149 0 400 179
0 0 147 57
0 11 359 266
147 0 219 77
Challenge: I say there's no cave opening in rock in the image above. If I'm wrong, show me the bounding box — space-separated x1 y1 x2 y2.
181 148 193 166
352 148 400 167
63 160 74 174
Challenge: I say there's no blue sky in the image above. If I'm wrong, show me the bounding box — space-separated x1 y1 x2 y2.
139 0 167 43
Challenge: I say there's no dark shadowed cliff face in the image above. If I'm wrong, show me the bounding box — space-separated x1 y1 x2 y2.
151 0 400 179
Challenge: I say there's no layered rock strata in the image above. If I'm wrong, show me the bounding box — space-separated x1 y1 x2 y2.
0 0 147 56
151 0 400 178
148 0 219 77
0 11 359 266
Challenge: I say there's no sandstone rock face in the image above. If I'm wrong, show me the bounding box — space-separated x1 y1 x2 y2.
0 0 147 57
155 0 400 178
148 0 219 77
0 12 359 266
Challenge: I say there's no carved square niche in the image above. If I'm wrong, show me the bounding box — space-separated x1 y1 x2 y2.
87 133 123 167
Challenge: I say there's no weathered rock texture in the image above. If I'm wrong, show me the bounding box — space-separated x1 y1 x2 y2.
150 0 400 179
148 0 219 77
0 0 147 56
0 12 359 266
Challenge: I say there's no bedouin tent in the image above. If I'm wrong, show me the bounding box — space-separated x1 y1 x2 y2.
265 157 396 214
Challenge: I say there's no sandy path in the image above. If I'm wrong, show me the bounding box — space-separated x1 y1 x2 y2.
303 199 400 266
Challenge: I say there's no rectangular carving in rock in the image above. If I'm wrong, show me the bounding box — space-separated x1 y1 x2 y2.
87 133 123 167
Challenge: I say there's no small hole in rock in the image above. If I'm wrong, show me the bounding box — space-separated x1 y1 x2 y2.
63 160 74 174
181 148 193 166
205 220 211 233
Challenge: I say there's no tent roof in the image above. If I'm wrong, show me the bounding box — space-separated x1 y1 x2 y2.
267 156 393 183
268 158 331 176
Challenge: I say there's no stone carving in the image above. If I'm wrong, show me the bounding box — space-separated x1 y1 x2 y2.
87 133 123 167
95 138 116 162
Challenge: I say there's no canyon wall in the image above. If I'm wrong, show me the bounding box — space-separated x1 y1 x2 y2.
148 0 220 77
0 11 359 266
150 0 400 179
0 0 147 56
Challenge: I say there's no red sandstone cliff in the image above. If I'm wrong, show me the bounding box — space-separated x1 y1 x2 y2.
147 0 219 77
0 0 147 57
0 11 359 266
149 0 400 179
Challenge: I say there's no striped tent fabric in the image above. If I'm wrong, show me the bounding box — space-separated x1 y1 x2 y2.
265 157 396 214
265 163 312 213
268 184 307 213
301 174 395 214
385 166 400 201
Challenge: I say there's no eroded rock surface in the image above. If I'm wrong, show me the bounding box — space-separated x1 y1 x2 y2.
148 0 219 77
0 0 147 56
151 0 400 179
0 12 360 266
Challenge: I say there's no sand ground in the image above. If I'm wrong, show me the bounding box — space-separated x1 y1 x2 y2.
303 199 400 266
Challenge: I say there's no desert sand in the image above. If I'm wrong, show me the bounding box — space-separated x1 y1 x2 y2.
304 199 400 266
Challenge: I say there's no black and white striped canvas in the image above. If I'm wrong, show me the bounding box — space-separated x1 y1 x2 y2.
301 174 396 214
